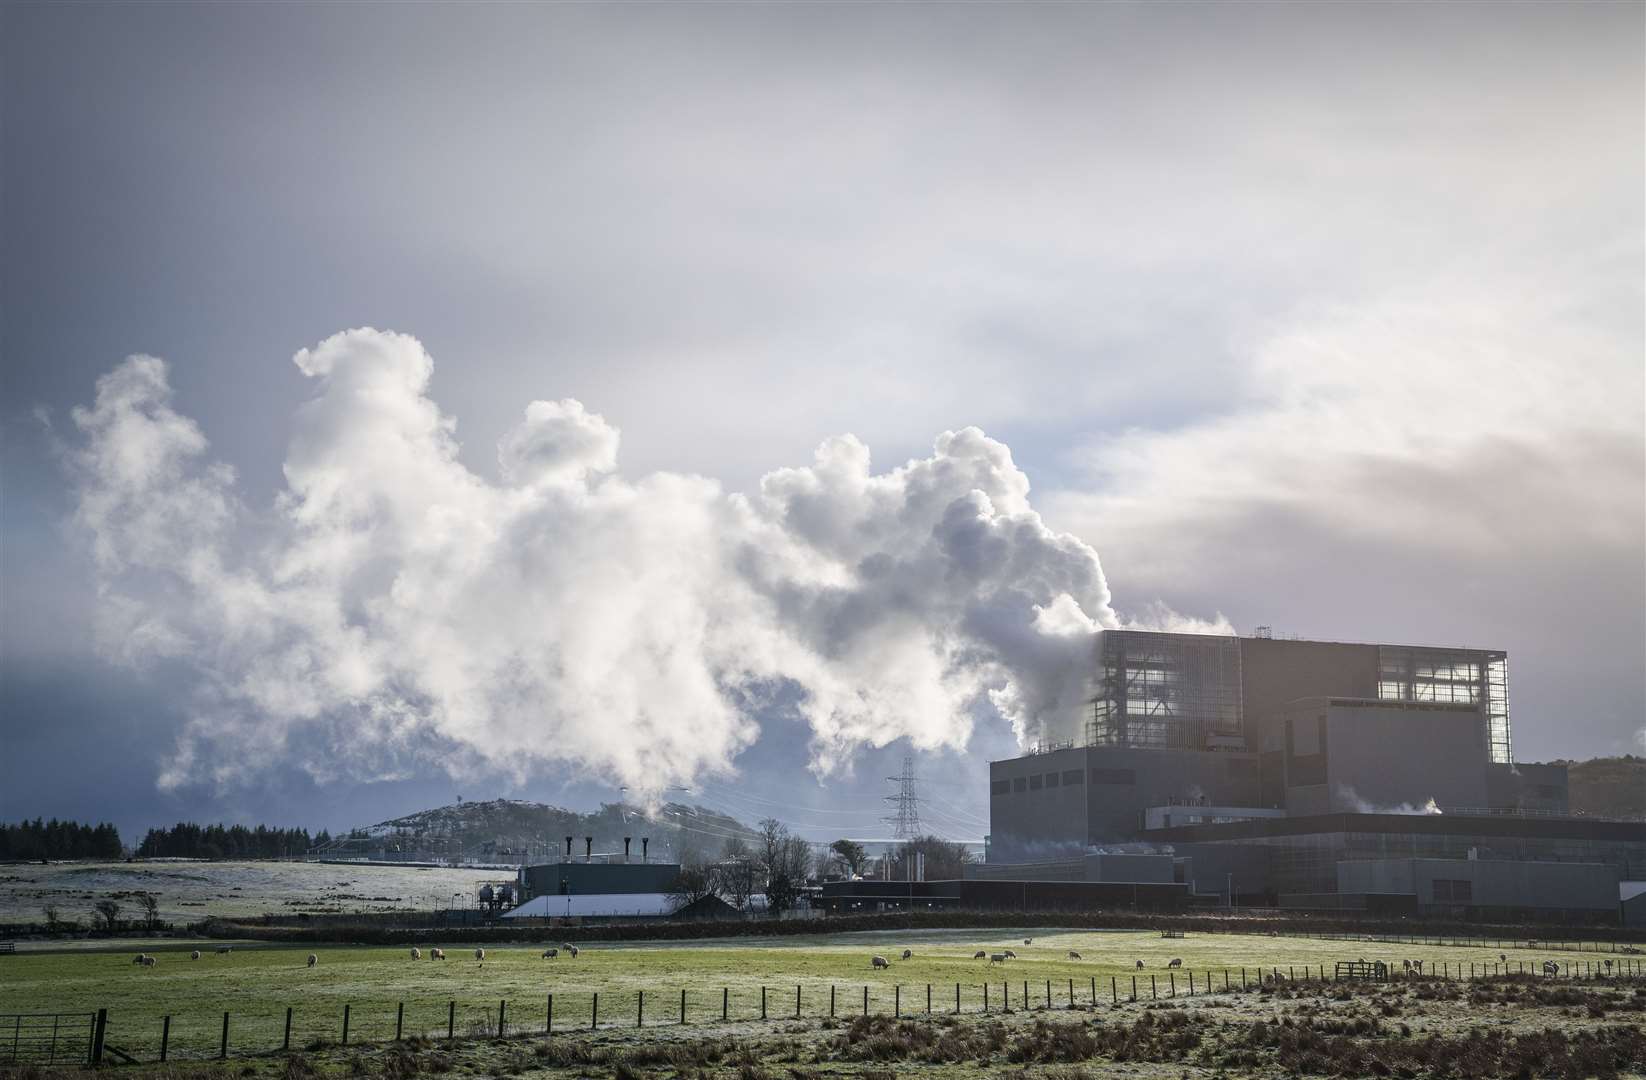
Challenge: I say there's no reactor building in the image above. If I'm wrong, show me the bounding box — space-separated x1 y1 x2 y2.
979 629 1646 924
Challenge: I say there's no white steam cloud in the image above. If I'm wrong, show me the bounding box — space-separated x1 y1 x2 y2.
68 329 1217 795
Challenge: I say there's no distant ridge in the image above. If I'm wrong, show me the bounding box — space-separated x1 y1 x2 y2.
1559 756 1646 821
323 798 756 863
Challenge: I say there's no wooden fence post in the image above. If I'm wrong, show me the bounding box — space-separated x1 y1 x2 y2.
499 999 507 1038
547 994 554 1035
592 992 599 1031
161 1014 171 1062
761 986 766 1020
681 989 687 1025
797 986 802 1019
637 990 643 1028
956 983 961 1014
862 985 868 1016
447 1001 455 1040
723 987 729 1021
282 1008 290 1052
221 1011 231 1059
396 1002 404 1042
341 1004 349 1047
829 985 834 1018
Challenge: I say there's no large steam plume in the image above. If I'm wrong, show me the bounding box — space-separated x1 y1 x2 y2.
66 329 1211 795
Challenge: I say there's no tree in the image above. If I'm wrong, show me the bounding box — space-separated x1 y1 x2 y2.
716 837 757 911
887 835 973 882
94 899 120 934
828 839 868 878
756 818 813 915
41 903 60 931
668 850 719 911
138 891 161 929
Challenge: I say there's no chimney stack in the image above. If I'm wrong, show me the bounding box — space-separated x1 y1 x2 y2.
641 837 649 862
564 836 573 859
623 837 632 861
584 836 593 861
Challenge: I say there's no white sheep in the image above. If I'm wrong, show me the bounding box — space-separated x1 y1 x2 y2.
1067 950 1081 960
132 953 148 965
542 948 558 959
566 944 580 958
1167 958 1182 968
1024 938 1033 945
1135 960 1144 970
141 955 156 967
1003 949 1017 959
989 953 1007 965
871 955 890 969
474 948 485 962
1542 960 1559 976
431 948 446 960
307 954 317 968
411 947 422 961
1499 953 1507 964
901 949 912 960
191 950 201 961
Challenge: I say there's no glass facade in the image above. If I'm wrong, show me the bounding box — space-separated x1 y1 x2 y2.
1088 631 1243 750
1377 646 1512 763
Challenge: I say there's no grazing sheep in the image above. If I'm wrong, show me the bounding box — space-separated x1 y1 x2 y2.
1024 938 1033 945
1003 950 1017 959
566 944 580 958
1067 951 1081 960
1604 958 1614 970
1167 958 1182 968
989 953 1007 965
191 950 201 961
1542 960 1559 976
1499 953 1507 964
901 949 912 960
411 948 421 961
307 954 317 968
542 948 558 959
1135 960 1144 970
973 950 987 960
1402 959 1412 973
132 953 148 965
431 948 446 960
474 948 485 962
140 955 156 967
871 955 890 970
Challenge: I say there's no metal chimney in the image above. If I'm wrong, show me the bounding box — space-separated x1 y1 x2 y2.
584 836 593 861
641 837 649 862
564 836 573 859
623 837 632 861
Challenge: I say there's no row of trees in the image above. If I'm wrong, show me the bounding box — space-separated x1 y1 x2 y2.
135 822 328 859
0 818 123 860
672 824 974 914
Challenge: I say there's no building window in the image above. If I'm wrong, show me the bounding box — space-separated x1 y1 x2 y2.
1012 776 1027 793
1062 769 1084 786
990 780 1010 796
1029 774 1044 791
1045 772 1059 788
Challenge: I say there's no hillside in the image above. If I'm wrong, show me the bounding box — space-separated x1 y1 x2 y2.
1558 756 1646 820
321 798 756 863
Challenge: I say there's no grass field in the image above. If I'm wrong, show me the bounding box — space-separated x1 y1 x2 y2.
0 927 1622 1063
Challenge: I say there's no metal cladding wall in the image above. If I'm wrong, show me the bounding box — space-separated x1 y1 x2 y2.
520 861 681 900
1336 858 1620 913
1486 761 1570 813
1272 699 1488 815
1238 638 1380 751
813 877 1189 913
989 746 1262 858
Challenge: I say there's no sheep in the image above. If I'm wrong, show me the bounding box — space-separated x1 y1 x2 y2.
973 950 987 960
1023 938 1033 945
1412 960 1423 974
132 953 148 965
474 948 485 962
411 947 422 961
566 944 580 958
1542 960 1559 976
1402 959 1412 973
542 948 558 959
1067 950 1082 960
1135 960 1144 970
431 948 446 960
871 955 890 970
1604 958 1614 970
190 950 201 961
1499 953 1507 964
1003 950 1017 959
307 954 317 968
1167 958 1182 968
140 955 156 967
988 953 1007 965
901 949 912 960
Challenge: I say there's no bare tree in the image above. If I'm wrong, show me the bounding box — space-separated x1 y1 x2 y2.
828 838 868 878
756 818 812 915
668 849 719 911
94 899 120 934
716 837 757 911
41 903 60 931
138 891 161 929
887 835 973 881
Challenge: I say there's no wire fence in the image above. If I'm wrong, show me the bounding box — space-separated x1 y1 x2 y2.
72 955 1646 1063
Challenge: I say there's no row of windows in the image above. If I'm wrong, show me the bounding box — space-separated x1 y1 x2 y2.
990 767 1138 796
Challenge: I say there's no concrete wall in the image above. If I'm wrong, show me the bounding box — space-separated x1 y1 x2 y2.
1337 858 1620 912
1240 638 1379 751
989 747 1089 860
1272 699 1487 814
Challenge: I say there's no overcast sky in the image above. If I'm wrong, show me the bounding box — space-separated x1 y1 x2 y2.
2 2 1641 845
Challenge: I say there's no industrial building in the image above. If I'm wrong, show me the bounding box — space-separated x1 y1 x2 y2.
501 834 687 920
983 629 1645 924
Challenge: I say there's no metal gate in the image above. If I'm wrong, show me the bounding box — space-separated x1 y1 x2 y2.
1 1012 100 1065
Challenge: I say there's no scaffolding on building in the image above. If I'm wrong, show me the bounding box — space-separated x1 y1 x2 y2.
1086 631 1244 750
1376 645 1512 764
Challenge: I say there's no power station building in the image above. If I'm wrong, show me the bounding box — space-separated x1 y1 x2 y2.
983 630 1644 923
